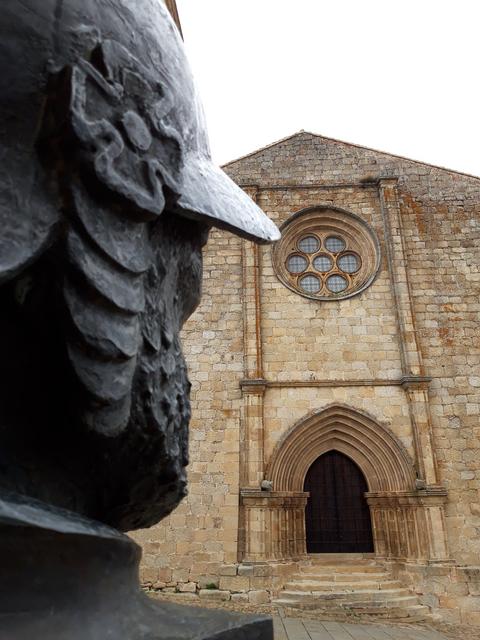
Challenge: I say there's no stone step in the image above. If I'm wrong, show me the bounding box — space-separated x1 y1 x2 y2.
300 563 383 573
297 572 390 582
308 553 375 560
283 555 429 622
279 589 413 604
305 555 376 565
284 579 405 592
273 598 429 620
339 605 430 621
274 594 422 613
348 604 430 621
346 596 421 609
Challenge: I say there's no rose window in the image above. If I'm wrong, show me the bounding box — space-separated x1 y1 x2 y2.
273 207 381 301
285 233 361 296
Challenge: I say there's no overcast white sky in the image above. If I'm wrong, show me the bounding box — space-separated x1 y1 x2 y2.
176 0 479 176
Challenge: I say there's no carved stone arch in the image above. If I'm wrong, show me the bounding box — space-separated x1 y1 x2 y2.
266 404 416 493
242 404 447 562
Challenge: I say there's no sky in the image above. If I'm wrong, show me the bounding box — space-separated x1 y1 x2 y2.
176 0 480 177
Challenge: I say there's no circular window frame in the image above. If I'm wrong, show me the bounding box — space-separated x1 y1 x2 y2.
336 251 362 274
272 206 381 302
313 253 334 273
286 253 308 274
324 235 346 254
297 235 320 254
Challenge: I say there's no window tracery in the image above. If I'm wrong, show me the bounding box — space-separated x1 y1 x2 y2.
273 207 381 301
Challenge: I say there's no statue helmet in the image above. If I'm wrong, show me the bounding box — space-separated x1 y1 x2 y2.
0 0 279 283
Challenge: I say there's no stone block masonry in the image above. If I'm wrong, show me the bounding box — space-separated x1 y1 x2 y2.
142 563 277 605
132 131 480 626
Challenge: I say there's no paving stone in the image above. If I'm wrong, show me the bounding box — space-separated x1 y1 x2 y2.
277 618 449 640
341 623 374 639
272 616 289 640
282 618 310 640
322 620 359 640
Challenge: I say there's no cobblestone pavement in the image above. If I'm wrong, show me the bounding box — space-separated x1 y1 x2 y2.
273 617 448 640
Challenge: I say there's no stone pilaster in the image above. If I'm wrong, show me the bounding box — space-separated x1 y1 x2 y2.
379 178 440 487
367 490 449 562
240 490 308 562
240 186 266 489
240 380 266 488
401 377 441 488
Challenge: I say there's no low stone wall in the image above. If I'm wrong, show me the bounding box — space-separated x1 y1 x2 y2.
391 562 480 626
141 562 297 605
142 559 480 626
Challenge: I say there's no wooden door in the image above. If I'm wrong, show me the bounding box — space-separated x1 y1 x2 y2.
304 450 373 553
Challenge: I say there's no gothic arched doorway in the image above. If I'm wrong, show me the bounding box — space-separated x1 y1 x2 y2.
304 450 374 553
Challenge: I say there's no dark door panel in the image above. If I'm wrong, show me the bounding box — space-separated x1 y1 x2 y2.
304 450 373 553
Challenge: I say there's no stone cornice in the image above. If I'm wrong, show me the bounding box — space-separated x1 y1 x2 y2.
240 489 309 508
237 177 400 191
236 181 383 191
241 377 432 390
240 489 309 498
366 487 447 499
400 375 433 390
240 378 267 394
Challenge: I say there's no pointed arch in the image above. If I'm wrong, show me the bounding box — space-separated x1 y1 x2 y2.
266 404 416 493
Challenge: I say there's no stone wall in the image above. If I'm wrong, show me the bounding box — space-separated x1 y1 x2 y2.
225 132 480 565
133 132 480 623
142 562 293 607
133 229 244 587
392 562 480 626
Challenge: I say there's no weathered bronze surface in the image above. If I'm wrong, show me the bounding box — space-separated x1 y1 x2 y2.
0 1 278 637
0 492 272 639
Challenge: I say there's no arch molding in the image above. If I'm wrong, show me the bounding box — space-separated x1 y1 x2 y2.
266 404 416 493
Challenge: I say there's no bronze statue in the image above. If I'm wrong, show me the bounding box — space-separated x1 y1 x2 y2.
0 1 279 637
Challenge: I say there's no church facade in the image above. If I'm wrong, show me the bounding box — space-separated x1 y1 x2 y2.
134 132 480 625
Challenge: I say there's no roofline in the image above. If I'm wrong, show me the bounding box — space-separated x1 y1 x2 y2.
222 131 305 167
222 129 480 181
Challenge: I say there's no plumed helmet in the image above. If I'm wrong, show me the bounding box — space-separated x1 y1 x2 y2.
0 0 279 284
